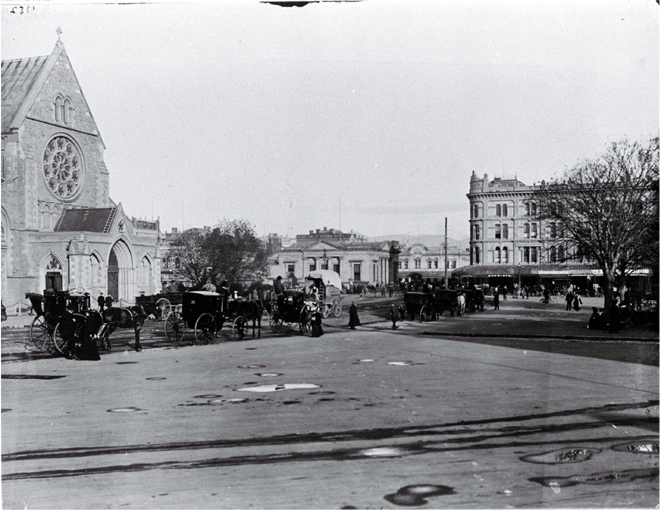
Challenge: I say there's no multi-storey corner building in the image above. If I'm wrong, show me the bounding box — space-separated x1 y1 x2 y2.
457 172 602 290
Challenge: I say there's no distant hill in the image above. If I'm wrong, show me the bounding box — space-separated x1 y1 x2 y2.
370 234 470 251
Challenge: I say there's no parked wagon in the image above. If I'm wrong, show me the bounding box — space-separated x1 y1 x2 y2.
305 270 343 319
403 292 437 322
164 291 262 343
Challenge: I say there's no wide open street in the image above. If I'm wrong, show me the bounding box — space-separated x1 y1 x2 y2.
2 303 658 509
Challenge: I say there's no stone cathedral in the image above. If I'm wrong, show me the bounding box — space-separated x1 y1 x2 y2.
1 36 161 307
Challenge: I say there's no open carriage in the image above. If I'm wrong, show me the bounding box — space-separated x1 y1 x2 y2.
268 289 317 335
135 292 183 320
304 270 343 319
164 291 262 343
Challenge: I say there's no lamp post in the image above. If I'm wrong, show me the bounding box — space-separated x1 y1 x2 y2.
518 262 522 297
299 249 305 280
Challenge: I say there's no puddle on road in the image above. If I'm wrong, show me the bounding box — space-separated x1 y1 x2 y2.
2 374 66 380
238 383 320 392
384 484 456 507
238 365 266 369
612 441 659 454
255 373 282 377
2 409 11 413
521 448 600 464
208 398 248 404
195 394 223 399
358 447 412 458
359 359 375 362
309 391 335 395
107 407 142 413
388 361 412 366
115 362 138 365
530 468 659 487
146 377 166 381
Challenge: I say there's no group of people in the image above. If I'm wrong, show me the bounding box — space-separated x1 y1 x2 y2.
96 292 113 312
565 290 583 311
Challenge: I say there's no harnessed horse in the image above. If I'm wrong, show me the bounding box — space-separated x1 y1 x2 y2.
97 305 147 352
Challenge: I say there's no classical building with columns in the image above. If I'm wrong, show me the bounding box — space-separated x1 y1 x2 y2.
268 228 400 288
1 37 161 307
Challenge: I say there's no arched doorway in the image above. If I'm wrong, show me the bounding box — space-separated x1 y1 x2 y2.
107 249 119 299
107 240 134 302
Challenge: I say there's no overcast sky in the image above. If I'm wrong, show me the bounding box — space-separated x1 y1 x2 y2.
2 0 658 239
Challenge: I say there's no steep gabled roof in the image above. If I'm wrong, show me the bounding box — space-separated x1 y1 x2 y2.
2 41 104 146
1 54 51 132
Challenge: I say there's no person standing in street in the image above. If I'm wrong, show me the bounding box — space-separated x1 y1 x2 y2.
493 286 500 310
389 304 399 330
97 292 105 312
565 291 573 311
105 294 113 310
348 301 360 329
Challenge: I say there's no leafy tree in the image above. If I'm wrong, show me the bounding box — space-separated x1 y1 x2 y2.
168 219 269 292
537 136 659 308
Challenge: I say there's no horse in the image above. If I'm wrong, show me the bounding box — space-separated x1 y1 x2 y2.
97 305 147 352
230 300 264 339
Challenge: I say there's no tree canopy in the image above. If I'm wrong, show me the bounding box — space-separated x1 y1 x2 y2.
167 219 269 292
537 136 658 306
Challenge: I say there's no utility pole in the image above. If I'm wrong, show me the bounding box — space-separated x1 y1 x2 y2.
444 217 448 288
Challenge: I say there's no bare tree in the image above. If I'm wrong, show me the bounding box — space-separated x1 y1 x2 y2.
537 137 658 308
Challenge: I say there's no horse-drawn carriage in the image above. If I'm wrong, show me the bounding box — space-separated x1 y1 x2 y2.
164 291 263 343
305 270 343 319
136 292 182 320
27 290 146 357
27 290 89 353
403 288 485 322
267 289 317 334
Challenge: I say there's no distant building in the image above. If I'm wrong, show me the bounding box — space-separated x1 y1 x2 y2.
1 38 161 305
268 227 400 287
398 242 470 281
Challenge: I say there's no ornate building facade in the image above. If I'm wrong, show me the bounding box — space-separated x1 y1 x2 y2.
1 38 161 306
458 171 602 288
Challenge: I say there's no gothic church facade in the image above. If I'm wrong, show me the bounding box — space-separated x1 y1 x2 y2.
1 38 161 306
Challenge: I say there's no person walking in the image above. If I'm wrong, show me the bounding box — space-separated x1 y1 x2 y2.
565 291 573 311
97 292 105 312
493 286 500 310
104 294 113 309
502 286 508 301
348 301 360 329
311 310 324 337
573 293 582 311
389 304 399 330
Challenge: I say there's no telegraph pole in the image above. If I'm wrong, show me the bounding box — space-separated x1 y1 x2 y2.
444 217 448 288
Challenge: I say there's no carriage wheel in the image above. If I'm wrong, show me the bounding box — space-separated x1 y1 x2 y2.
269 315 282 333
322 303 331 319
165 312 187 343
53 314 86 357
232 316 248 340
331 298 342 318
299 306 312 335
194 313 216 344
155 298 171 321
29 315 54 353
419 306 429 323
175 304 183 314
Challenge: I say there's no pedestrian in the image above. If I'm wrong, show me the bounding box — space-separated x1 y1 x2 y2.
97 292 105 312
389 304 399 330
348 301 360 329
104 294 113 309
457 291 466 316
565 291 573 311
608 299 621 334
572 293 582 311
493 286 500 310
502 286 508 301
311 310 324 337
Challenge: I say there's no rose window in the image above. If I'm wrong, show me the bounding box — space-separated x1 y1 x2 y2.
42 136 84 200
